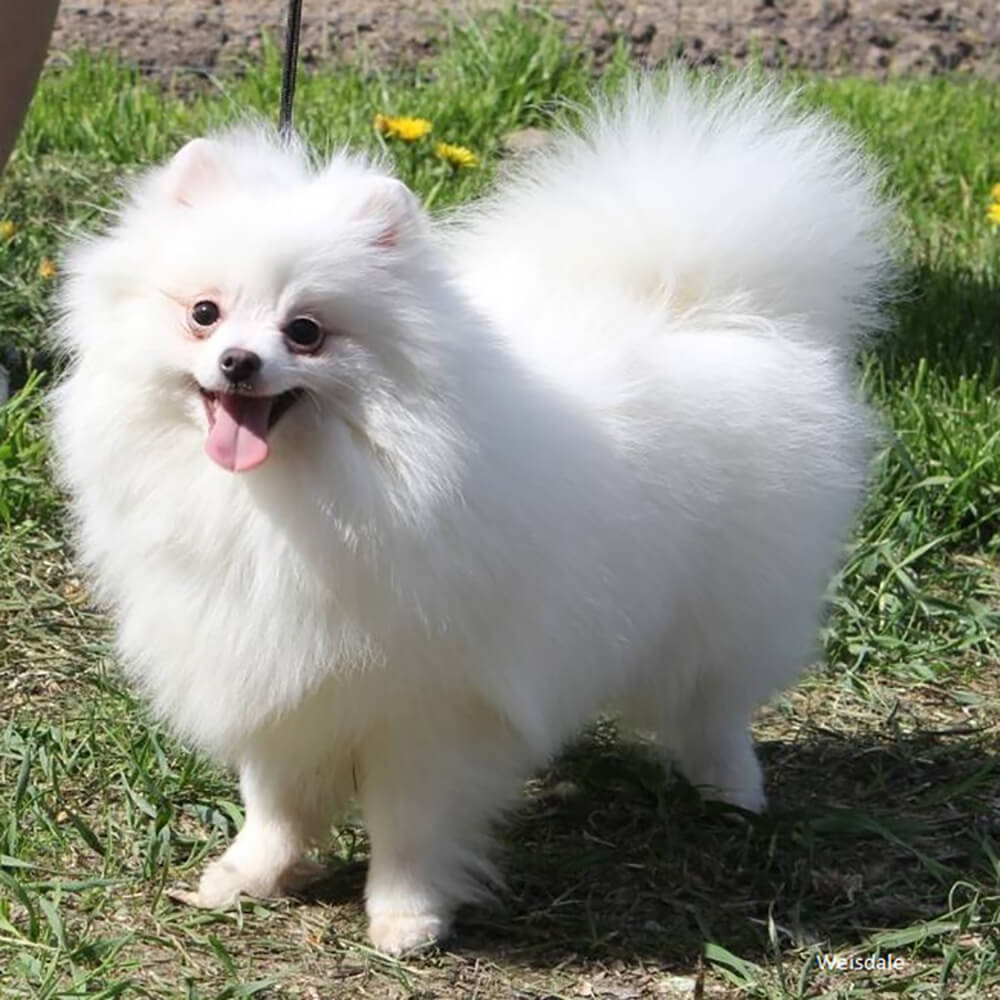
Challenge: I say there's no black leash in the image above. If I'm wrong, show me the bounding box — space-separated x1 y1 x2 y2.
279 0 304 137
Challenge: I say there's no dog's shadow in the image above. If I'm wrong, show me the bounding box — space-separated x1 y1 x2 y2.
307 715 999 967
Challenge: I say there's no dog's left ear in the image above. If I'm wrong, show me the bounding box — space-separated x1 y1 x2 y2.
160 138 232 207
359 177 427 248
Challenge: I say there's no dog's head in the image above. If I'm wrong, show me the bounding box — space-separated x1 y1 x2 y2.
56 130 461 484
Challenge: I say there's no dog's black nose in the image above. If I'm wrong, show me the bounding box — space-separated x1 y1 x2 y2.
218 348 262 384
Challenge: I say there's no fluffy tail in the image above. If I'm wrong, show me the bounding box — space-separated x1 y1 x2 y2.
456 73 895 352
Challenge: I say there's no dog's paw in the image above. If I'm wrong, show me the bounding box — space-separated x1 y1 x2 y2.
697 760 767 814
178 859 250 909
676 737 766 816
701 782 767 817
368 911 450 956
169 856 326 910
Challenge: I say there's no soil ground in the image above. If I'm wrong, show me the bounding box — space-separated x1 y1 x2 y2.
50 0 1000 80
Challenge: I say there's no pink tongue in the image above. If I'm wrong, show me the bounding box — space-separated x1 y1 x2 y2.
205 394 274 472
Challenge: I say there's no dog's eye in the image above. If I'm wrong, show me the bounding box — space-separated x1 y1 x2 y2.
283 317 325 353
191 300 220 327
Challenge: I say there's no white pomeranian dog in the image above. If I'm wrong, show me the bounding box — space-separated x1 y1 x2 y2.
50 73 892 954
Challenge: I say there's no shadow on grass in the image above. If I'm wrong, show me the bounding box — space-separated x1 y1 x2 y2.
474 721 998 967
879 263 1000 380
305 717 999 968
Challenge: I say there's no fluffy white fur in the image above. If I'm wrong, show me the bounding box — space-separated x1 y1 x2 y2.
50 74 892 954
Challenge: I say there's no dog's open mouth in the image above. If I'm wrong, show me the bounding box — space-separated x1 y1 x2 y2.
200 388 302 473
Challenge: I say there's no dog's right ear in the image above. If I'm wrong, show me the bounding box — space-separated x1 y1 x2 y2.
356 176 428 249
160 138 231 207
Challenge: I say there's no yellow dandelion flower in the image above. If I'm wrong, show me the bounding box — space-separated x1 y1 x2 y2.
992 182 1000 201
374 113 432 142
0 220 16 240
988 201 1000 226
435 142 478 169
38 257 57 279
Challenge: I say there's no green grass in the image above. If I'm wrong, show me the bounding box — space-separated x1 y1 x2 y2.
3 8 1000 998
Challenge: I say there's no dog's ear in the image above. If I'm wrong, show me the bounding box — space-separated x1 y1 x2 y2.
359 177 427 248
160 138 232 207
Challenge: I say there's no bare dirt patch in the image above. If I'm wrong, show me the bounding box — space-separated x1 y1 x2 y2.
50 0 1000 80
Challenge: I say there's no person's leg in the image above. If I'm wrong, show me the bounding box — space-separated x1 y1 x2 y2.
0 1 61 172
